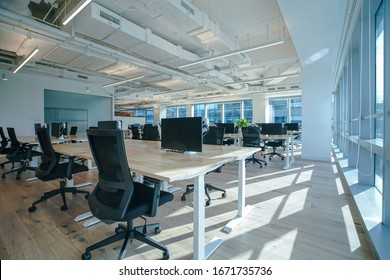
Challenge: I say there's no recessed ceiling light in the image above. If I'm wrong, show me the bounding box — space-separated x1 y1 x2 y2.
304 48 329 65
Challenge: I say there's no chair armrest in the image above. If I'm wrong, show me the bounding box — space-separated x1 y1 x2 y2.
143 176 162 217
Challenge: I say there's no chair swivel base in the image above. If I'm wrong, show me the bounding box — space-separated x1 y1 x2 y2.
81 221 169 260
2 165 36 180
263 150 284 160
28 179 89 212
181 183 227 206
245 155 267 168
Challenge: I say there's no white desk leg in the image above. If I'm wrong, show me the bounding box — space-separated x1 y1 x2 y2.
238 158 245 216
193 174 205 260
224 158 254 233
283 137 294 170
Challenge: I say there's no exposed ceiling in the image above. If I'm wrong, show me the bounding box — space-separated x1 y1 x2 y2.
0 0 304 109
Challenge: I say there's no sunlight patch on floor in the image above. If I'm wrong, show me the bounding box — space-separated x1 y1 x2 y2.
295 170 313 184
255 195 287 225
227 167 302 184
335 177 345 195
278 188 309 220
342 204 361 252
258 228 298 259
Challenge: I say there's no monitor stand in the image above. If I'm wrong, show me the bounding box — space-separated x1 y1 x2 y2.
184 151 197 156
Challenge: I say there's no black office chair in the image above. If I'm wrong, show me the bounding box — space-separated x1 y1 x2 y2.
0 127 12 169
81 129 174 260
1 127 42 180
263 140 285 160
242 126 267 168
28 127 90 212
181 126 227 206
142 125 160 141
131 126 141 139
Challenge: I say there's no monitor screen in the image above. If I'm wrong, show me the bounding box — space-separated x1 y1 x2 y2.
161 117 203 152
98 120 122 130
51 122 67 137
260 123 283 135
284 122 299 131
215 123 235 133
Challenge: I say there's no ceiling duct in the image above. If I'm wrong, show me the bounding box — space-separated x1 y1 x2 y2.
146 0 251 66
74 2 198 68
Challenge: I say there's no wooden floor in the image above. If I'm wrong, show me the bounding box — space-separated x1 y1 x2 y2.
0 147 374 260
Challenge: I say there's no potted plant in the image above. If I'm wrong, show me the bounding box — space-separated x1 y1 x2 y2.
235 118 250 133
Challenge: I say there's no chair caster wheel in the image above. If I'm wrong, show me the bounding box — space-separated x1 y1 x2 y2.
28 205 36 213
282 157 284 160
222 193 227 198
115 226 125 234
82 252 91 260
60 205 68 211
155 227 161 234
181 196 186 201
162 251 169 260
85 194 89 199
264 162 267 166
1 174 5 179
16 176 21 180
206 201 211 207
269 157 272 160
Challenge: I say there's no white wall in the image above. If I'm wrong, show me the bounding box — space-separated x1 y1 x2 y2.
252 95 268 123
0 70 111 136
301 62 332 161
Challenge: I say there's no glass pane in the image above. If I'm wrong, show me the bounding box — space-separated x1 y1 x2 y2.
178 106 187 117
243 99 253 123
207 103 222 124
224 102 241 123
194 104 205 117
290 98 302 126
375 154 383 194
269 99 288 123
166 107 177 118
375 2 384 139
145 108 154 124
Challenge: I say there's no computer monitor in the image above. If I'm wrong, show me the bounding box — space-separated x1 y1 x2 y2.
260 123 284 135
161 117 203 153
215 123 235 133
98 120 122 130
284 122 299 131
51 122 68 138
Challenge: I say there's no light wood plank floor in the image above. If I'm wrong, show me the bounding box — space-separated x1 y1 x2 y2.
0 148 374 260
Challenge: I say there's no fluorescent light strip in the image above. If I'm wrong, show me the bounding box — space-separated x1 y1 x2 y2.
103 75 144 88
62 0 92 25
13 48 39 73
178 39 284 69
224 73 300 86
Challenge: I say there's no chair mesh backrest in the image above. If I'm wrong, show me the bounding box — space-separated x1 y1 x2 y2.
142 125 160 141
6 127 21 149
131 126 141 139
70 126 78 135
35 127 59 178
87 129 134 221
203 126 225 145
0 127 8 151
242 126 261 147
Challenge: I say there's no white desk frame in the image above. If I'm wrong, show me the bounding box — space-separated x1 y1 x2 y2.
53 140 260 260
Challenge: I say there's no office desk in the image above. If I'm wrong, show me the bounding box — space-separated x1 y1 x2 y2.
262 134 296 169
53 139 261 260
